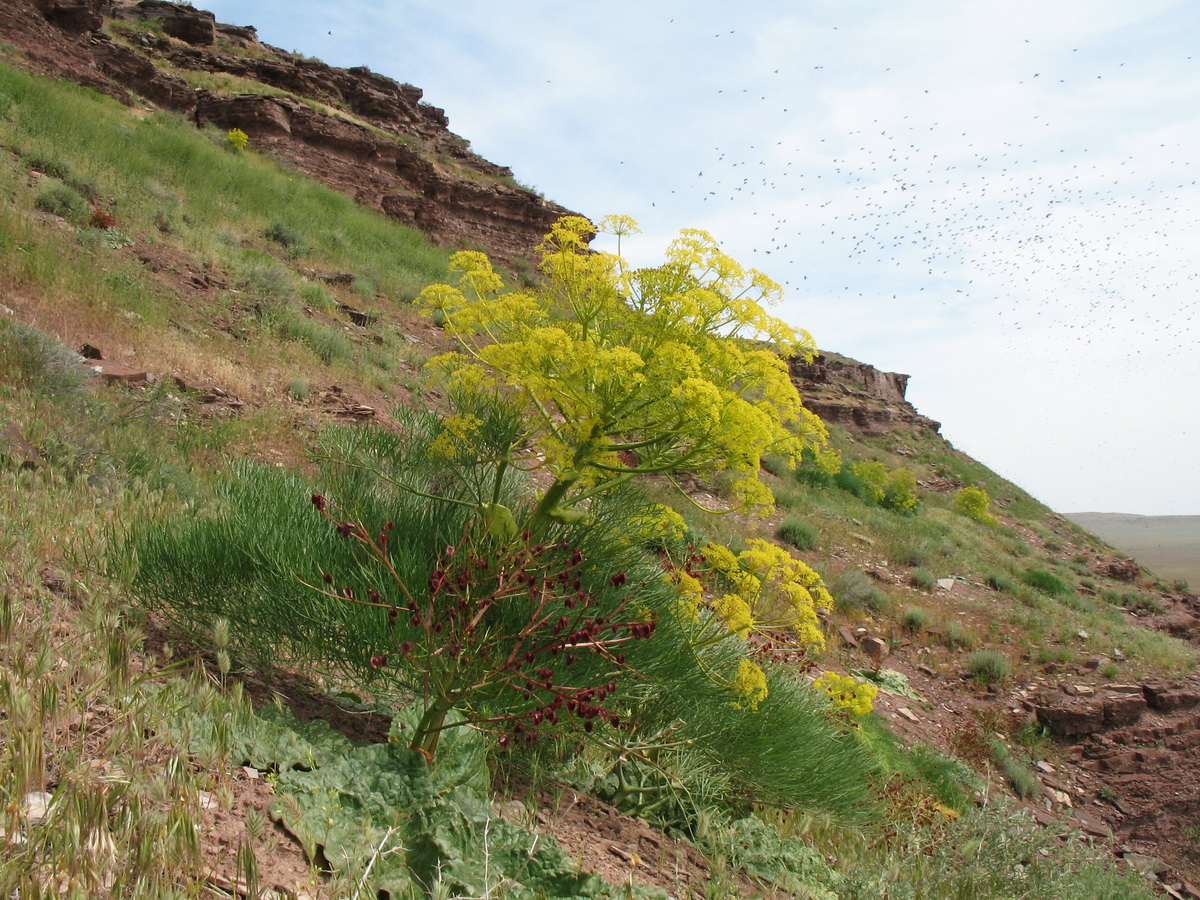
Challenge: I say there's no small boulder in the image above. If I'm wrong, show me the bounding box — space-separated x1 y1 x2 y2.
1101 691 1146 727
1036 692 1104 736
1143 681 1200 711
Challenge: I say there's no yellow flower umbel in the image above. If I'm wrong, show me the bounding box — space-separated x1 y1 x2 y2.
733 659 769 710
813 671 878 716
701 539 828 650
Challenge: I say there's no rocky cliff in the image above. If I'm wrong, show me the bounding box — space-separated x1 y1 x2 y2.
790 352 941 436
5 0 578 264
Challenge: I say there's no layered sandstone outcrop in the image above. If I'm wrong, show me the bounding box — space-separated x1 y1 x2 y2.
9 0 578 263
790 353 941 436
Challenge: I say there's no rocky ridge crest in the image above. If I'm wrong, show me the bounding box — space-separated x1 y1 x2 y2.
9 0 577 264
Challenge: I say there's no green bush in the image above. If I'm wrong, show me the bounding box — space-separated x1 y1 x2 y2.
777 516 817 551
944 621 979 651
832 570 891 615
33 180 88 222
281 314 353 364
1022 568 1073 598
987 737 1038 798
966 649 1010 686
985 572 1017 593
842 461 919 513
263 220 310 256
900 607 929 633
909 568 936 591
0 320 88 401
124 417 877 818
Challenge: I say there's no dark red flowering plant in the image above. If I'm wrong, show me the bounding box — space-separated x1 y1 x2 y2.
309 492 656 763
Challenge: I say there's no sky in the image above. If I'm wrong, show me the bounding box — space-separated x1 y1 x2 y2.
202 0 1200 515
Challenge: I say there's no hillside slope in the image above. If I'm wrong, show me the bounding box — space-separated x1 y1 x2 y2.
1 3 1198 898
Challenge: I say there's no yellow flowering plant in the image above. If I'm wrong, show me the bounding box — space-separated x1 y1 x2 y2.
953 485 998 526
662 538 832 711
812 671 878 717
419 215 827 533
225 127 249 150
698 539 829 649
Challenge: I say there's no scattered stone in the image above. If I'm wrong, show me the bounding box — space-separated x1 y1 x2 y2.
1070 809 1110 838
1035 693 1104 736
241 766 260 780
1043 786 1072 808
1036 761 1056 774
1102 691 1147 727
338 303 378 327
1 305 13 315
78 343 103 360
1076 630 1089 640
21 791 53 825
1121 852 1169 878
917 664 938 678
1157 610 1200 639
83 361 151 386
862 637 890 666
1143 682 1200 711
309 270 356 286
198 791 216 811
608 845 635 863
1104 684 1144 694
838 625 858 648
0 425 39 470
936 578 955 591
1096 556 1141 583
897 707 920 723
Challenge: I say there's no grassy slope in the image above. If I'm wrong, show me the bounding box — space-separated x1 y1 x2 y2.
0 56 1180 899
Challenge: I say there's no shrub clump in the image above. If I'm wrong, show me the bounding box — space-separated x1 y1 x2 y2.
777 516 817 551
832 570 891 615
985 572 1018 593
835 460 920 513
900 607 929 633
264 221 310 256
1021 568 1073 598
909 568 936 591
966 649 1010 686
33 180 88 222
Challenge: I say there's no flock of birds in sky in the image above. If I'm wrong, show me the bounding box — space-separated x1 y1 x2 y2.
614 23 1200 365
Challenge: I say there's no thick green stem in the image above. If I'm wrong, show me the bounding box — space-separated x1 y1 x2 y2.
410 694 456 761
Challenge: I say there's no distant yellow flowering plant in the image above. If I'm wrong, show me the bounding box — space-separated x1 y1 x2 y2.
419 214 827 532
813 671 878 716
953 485 998 526
225 127 249 150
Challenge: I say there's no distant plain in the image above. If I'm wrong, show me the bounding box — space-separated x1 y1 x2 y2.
1067 513 1200 590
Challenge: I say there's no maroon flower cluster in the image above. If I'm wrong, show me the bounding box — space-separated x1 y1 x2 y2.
309 492 657 754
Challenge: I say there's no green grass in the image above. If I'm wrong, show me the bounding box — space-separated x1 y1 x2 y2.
0 62 450 304
1021 568 1074 597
